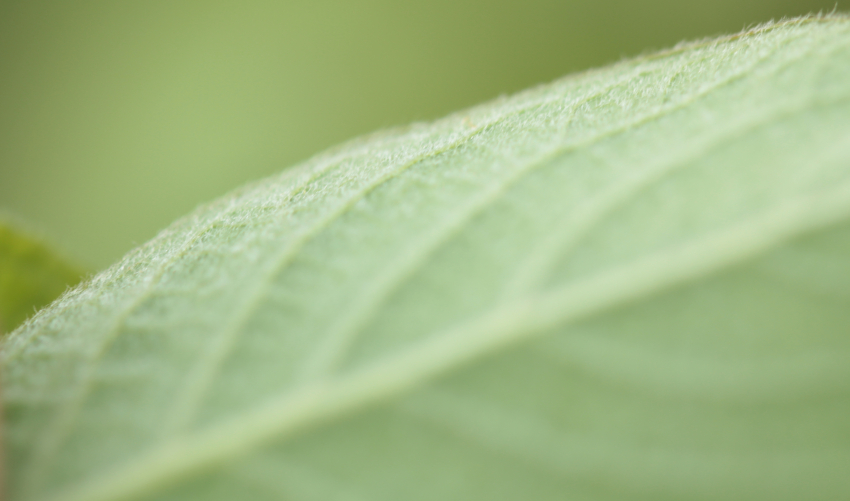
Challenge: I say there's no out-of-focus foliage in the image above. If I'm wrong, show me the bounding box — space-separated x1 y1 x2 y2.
4 17 850 501
0 219 85 334
0 0 841 268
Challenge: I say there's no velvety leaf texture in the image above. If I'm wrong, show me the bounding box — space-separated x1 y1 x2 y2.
4 16 850 501
0 220 85 335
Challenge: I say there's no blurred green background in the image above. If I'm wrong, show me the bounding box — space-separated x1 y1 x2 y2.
0 0 842 269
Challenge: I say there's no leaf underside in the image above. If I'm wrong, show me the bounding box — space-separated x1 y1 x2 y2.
4 15 850 501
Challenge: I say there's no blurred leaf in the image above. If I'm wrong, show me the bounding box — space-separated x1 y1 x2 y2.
4 16 850 501
0 0 841 268
0 219 85 334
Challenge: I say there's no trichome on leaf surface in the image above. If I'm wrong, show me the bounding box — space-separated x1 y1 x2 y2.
3 15 850 501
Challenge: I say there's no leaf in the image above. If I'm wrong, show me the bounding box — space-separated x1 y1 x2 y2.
4 15 850 501
0 219 86 335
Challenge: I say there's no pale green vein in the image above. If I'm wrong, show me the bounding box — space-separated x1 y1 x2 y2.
399 389 850 497
537 334 850 401
753 251 850 301
501 92 850 298
294 148 532 381
227 456 369 501
44 142 850 501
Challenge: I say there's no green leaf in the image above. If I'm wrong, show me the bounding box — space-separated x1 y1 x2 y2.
0 219 85 334
4 15 850 501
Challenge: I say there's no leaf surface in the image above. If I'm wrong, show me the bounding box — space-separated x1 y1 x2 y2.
4 16 850 501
